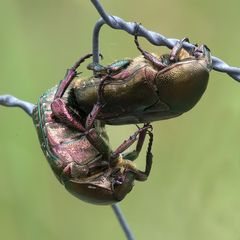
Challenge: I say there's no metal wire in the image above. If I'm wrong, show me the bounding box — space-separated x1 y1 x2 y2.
3 2 239 240
0 95 35 116
91 0 240 82
112 204 135 240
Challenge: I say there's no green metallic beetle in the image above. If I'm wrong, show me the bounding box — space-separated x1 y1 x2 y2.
68 36 212 125
32 54 153 205
24 33 212 205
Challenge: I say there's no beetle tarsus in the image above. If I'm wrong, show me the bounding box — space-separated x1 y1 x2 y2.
134 34 166 70
97 74 110 104
54 53 93 99
85 102 104 129
110 124 152 162
123 123 152 161
169 37 189 62
132 130 153 181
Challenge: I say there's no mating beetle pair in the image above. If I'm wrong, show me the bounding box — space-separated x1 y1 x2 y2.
32 33 212 204
33 85 153 205
33 52 153 205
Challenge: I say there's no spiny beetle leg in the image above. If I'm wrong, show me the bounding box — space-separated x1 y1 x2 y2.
145 130 153 177
131 130 153 181
110 124 153 161
169 37 189 62
51 99 112 160
87 157 109 175
87 128 111 160
54 53 93 99
52 54 93 132
51 98 86 132
85 102 103 130
122 123 151 161
63 156 109 178
134 25 166 70
98 74 110 104
85 75 109 129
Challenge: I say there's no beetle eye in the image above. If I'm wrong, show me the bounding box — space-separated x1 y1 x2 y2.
193 45 207 59
194 49 203 58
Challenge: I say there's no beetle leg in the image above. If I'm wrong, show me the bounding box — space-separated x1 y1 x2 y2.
97 74 110 104
63 162 89 178
51 98 86 132
51 54 94 132
63 157 109 178
122 124 150 161
54 53 93 99
87 157 109 175
169 38 189 62
87 62 108 77
134 34 166 70
51 101 112 160
130 130 153 181
110 124 152 162
86 128 111 160
85 75 109 130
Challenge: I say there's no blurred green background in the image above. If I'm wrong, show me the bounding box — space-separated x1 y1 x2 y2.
0 0 240 240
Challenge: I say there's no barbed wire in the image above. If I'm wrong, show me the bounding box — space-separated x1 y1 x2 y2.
91 0 240 82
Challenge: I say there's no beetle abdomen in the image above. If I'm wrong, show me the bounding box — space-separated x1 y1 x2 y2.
156 59 210 113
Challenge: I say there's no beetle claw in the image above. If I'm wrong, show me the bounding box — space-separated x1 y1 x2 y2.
134 22 142 36
99 53 104 60
170 37 189 62
76 71 82 76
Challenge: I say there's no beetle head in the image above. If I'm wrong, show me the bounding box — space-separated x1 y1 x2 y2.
110 168 135 201
63 159 137 205
192 44 212 71
159 44 212 72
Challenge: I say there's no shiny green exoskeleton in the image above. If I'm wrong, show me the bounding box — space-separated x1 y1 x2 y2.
32 85 153 205
87 59 131 76
70 38 212 125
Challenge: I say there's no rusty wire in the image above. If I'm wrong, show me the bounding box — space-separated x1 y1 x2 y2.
91 0 240 82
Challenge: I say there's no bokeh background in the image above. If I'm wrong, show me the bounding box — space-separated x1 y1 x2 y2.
0 0 240 240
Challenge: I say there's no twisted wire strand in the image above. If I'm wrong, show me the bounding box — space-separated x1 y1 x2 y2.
91 0 240 82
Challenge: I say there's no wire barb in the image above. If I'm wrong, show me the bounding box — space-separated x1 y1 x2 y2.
91 0 240 82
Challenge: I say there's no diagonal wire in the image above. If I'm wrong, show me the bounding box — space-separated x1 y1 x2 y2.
91 0 240 82
112 204 135 240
